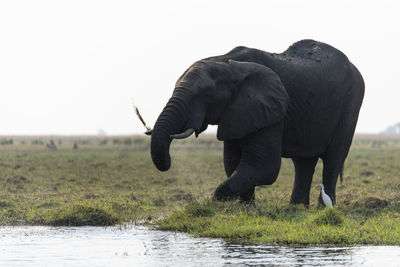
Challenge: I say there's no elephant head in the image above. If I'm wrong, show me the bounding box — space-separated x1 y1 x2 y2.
150 60 289 172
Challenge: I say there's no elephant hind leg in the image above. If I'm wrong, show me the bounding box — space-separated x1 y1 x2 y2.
320 101 361 206
320 156 345 206
290 157 319 206
319 128 357 206
320 77 363 206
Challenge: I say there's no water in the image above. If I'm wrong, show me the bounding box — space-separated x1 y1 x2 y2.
0 226 399 266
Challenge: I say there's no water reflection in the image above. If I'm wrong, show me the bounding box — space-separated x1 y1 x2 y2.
0 226 399 266
221 244 355 266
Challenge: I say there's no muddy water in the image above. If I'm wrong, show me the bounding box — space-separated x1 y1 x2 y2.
0 226 399 266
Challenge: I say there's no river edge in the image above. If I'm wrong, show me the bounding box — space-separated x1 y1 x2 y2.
1 225 400 266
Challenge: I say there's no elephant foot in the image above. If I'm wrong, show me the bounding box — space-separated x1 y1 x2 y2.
289 188 311 207
213 180 255 204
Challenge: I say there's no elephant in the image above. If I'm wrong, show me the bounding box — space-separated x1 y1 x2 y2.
148 39 364 206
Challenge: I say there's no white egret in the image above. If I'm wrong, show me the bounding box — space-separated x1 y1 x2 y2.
319 184 333 208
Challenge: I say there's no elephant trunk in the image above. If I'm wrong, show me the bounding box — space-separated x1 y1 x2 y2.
150 96 188 171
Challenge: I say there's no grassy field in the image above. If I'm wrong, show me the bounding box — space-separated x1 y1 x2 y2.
0 134 399 245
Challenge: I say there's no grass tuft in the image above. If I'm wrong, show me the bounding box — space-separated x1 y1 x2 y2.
185 201 215 217
50 204 118 226
312 208 344 226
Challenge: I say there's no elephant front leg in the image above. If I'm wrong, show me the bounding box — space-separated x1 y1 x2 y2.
213 169 255 203
213 155 281 203
223 140 241 177
213 124 283 203
215 140 254 202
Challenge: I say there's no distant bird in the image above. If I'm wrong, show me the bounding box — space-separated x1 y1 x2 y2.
319 184 333 208
46 142 57 151
133 100 152 135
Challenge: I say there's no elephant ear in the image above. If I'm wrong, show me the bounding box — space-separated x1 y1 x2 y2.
217 60 289 141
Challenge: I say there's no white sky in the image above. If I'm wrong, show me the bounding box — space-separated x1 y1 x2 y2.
0 0 399 135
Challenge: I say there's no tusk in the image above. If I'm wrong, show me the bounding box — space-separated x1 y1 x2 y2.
170 128 195 139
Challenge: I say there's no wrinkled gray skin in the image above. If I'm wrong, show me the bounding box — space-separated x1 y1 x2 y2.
150 39 364 206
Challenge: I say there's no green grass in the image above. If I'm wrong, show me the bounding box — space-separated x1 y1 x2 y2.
160 200 400 245
0 135 399 245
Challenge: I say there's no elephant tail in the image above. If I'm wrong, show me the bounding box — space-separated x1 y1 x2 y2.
339 165 344 183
